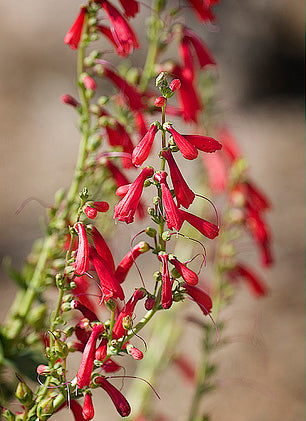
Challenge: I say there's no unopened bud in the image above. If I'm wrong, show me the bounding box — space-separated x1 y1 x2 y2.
122 315 132 330
145 227 157 238
169 78 181 92
171 267 181 279
145 295 155 310
147 207 155 216
61 94 79 108
1 408 15 421
105 299 117 312
37 397 54 421
154 96 167 107
36 365 51 376
87 134 102 151
153 271 162 282
162 231 171 241
55 339 69 358
126 344 143 360
15 380 33 407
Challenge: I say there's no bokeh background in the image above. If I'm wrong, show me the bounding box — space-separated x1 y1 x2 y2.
0 1 304 420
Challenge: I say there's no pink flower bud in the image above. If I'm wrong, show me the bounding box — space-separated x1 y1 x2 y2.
82 393 94 421
128 346 143 360
83 75 97 91
169 78 181 92
154 96 167 107
95 376 131 417
36 365 50 376
83 201 109 219
74 222 89 276
61 94 79 108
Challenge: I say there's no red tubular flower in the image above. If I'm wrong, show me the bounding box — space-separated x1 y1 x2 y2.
102 358 121 373
169 255 198 286
179 37 195 81
95 339 107 361
61 94 79 108
134 112 148 137
73 275 97 313
115 241 150 283
218 127 241 163
154 171 184 232
64 7 86 50
83 201 109 219
160 148 195 209
245 205 269 244
77 323 104 389
228 264 268 297
182 28 216 70
180 209 219 239
132 122 159 167
114 166 154 223
172 354 196 383
89 247 125 301
104 159 145 219
183 134 222 153
95 376 131 417
245 181 271 213
185 0 217 22
184 283 212 315
71 400 86 421
101 64 144 111
112 288 146 339
116 184 131 197
99 1 139 55
74 222 89 276
158 253 173 310
90 226 115 273
119 0 139 18
82 393 94 421
164 123 198 160
201 152 227 193
71 300 99 322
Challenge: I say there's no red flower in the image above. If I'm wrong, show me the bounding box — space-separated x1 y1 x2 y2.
74 222 89 276
228 264 267 297
118 0 139 18
184 284 212 315
100 1 139 56
95 376 131 417
180 209 219 239
112 288 146 339
77 323 104 388
73 275 97 314
185 0 217 22
164 123 198 160
154 171 184 232
179 37 195 81
72 300 99 322
132 122 159 167
64 7 86 50
172 354 195 383
183 134 222 153
181 28 216 72
61 94 79 108
115 241 150 283
154 96 167 108
160 148 195 209
201 152 227 193
102 64 144 111
101 358 121 373
158 253 173 310
82 393 94 421
114 166 154 223
89 247 125 301
218 127 241 163
90 226 115 272
245 181 271 213
169 255 198 286
245 205 269 244
134 112 148 137
71 400 86 421
83 201 109 219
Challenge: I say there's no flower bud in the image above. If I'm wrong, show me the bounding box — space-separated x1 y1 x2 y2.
145 227 157 237
61 94 79 107
145 295 155 310
169 78 181 92
36 365 51 376
15 380 33 408
37 397 54 421
1 408 15 421
126 344 143 360
122 315 132 330
154 96 167 107
82 393 95 420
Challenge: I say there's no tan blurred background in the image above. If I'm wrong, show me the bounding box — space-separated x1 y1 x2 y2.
0 0 304 420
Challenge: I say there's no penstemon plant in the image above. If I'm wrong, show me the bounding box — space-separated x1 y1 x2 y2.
0 1 273 420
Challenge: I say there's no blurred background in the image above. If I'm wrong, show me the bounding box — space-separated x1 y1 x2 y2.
0 0 304 420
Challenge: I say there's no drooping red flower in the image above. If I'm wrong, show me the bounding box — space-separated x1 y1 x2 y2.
201 151 228 193
72 300 99 322
95 376 131 417
218 127 242 163
82 393 94 421
179 37 195 81
245 181 271 213
164 123 198 160
245 205 269 244
101 64 144 111
89 247 125 301
114 166 154 223
101 358 121 373
112 288 146 339
160 148 195 209
132 122 159 167
83 201 109 219
115 241 150 283
118 0 139 18
77 323 104 389
184 283 212 315
99 0 139 56
180 209 219 239
71 400 86 421
154 171 184 232
158 253 173 310
90 226 115 273
172 354 196 383
64 7 87 50
73 275 97 314
181 27 216 73
185 0 217 22
227 264 268 297
169 255 198 286
74 222 89 276
183 134 222 153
